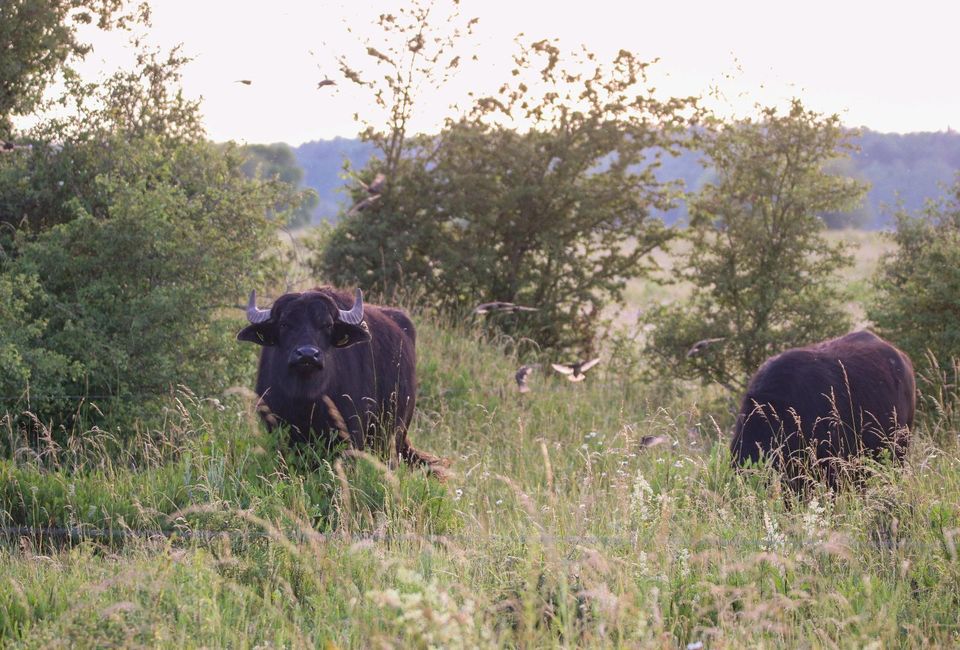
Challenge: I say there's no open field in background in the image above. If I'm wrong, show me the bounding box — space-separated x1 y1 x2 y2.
615 229 895 328
2 229 958 648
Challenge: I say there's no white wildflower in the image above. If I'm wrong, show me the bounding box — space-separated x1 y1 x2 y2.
716 507 728 524
636 551 650 577
760 510 786 552
367 570 482 650
802 498 829 541
676 547 691 580
630 470 655 523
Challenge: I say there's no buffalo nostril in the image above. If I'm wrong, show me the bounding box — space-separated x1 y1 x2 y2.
291 346 323 368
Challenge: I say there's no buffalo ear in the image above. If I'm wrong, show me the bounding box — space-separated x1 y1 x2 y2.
237 323 278 346
331 321 371 348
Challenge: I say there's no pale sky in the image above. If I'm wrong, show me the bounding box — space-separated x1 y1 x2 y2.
62 0 960 145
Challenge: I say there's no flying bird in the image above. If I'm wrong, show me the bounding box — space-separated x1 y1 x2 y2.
234 79 253 85
638 435 668 449
362 172 386 195
472 301 539 315
1 141 31 153
345 172 388 216
346 194 381 216
685 337 726 358
317 78 336 89
515 364 540 393
551 358 601 382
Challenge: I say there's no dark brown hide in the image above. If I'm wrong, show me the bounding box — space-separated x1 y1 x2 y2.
238 288 441 471
731 330 915 488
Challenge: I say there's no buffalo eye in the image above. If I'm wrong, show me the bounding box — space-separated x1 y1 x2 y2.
334 333 350 347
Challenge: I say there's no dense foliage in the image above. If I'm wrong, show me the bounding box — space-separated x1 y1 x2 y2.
870 175 960 372
0 44 289 424
644 101 863 390
315 37 698 352
0 0 144 136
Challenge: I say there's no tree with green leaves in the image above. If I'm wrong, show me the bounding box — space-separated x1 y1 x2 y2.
644 100 864 390
0 0 145 137
314 37 699 352
0 43 291 426
869 175 960 372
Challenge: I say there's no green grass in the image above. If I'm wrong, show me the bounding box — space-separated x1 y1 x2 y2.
2 231 959 648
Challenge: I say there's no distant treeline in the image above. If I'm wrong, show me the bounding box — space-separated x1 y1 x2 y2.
288 129 960 229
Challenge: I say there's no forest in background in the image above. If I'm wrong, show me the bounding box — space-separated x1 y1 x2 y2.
286 129 960 228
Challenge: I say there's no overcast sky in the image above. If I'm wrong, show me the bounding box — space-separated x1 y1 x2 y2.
67 0 960 145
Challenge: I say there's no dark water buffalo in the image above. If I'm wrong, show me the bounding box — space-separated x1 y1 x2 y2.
238 287 442 472
731 330 915 488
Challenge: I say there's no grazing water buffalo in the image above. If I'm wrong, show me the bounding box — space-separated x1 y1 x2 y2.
238 287 442 472
731 330 915 488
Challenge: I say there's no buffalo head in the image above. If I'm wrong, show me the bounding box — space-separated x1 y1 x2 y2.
237 288 371 374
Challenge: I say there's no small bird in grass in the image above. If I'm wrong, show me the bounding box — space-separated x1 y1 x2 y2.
234 79 253 85
638 435 668 449
551 358 601 382
686 337 725 358
473 301 539 315
515 364 540 393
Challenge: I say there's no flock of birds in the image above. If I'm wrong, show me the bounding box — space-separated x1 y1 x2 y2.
472 300 604 393
473 299 726 398
235 77 336 90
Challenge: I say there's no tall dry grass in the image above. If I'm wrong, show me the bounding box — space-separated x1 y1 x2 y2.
2 231 958 647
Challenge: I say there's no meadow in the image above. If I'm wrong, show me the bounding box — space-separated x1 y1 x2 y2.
1 231 958 648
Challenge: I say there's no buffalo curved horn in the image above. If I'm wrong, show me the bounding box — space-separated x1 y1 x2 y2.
338 288 364 324
246 290 272 324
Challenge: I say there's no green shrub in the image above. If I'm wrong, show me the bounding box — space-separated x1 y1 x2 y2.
312 40 697 353
0 48 291 428
869 176 960 372
0 271 81 413
644 100 863 390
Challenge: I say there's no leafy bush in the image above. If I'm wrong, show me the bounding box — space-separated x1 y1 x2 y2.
0 271 80 413
0 0 144 136
869 176 960 373
313 40 697 353
644 101 863 390
0 48 291 426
